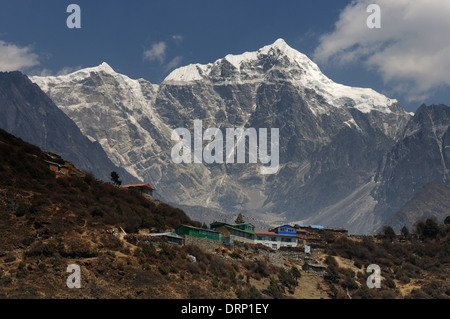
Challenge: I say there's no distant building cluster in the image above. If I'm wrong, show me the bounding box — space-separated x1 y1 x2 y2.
173 221 308 250
116 180 348 251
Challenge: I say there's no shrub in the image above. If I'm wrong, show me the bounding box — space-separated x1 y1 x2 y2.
266 276 284 299
353 285 374 299
382 277 396 289
278 268 298 294
43 244 56 257
325 255 338 267
243 259 270 279
398 274 410 284
324 267 340 283
186 262 202 274
209 256 231 278
15 202 30 217
83 172 95 185
341 276 359 290
139 242 157 258
236 286 262 299
423 281 445 298
157 265 169 276
291 266 301 280
91 207 104 217
159 243 176 261
25 241 44 257
100 234 124 250
415 218 440 239
185 245 209 264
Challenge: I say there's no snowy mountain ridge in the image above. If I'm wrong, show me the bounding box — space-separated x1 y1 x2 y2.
164 38 397 114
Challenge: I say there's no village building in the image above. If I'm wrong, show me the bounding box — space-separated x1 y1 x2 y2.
147 232 183 245
254 231 298 249
122 183 154 198
296 228 307 240
175 224 223 241
45 160 70 176
255 225 299 249
302 260 327 275
210 221 255 244
172 221 312 250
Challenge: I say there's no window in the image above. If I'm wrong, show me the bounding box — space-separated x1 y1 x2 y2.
257 236 264 241
270 237 277 241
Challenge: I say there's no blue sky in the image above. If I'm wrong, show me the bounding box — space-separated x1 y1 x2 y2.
1 0 449 113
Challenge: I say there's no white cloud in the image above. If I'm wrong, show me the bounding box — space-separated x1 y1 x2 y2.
143 41 167 64
29 65 83 77
171 35 183 42
163 56 183 72
56 65 83 75
313 0 450 101
143 37 184 72
0 40 39 71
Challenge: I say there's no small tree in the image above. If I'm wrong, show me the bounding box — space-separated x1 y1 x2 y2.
267 276 284 299
110 171 122 186
291 266 301 281
382 226 396 241
401 226 410 238
415 218 440 239
278 268 298 294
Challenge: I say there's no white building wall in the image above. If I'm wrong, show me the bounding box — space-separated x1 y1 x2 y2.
255 235 297 249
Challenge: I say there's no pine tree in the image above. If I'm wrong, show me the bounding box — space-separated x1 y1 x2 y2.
401 226 410 238
110 171 122 186
235 213 244 224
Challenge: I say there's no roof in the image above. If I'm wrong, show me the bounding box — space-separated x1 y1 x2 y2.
305 261 326 268
297 224 324 229
44 160 68 168
147 232 182 239
211 222 255 234
275 224 296 229
255 231 296 237
255 231 277 236
122 183 153 190
176 224 220 234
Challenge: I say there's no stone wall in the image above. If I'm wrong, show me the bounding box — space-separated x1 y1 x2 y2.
182 235 222 253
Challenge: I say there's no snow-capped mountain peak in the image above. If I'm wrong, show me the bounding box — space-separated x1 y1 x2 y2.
91 61 115 73
164 39 398 114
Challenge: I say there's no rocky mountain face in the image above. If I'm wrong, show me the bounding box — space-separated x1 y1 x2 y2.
372 104 450 226
28 39 448 234
383 182 450 234
0 71 138 183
